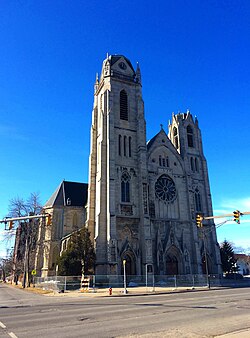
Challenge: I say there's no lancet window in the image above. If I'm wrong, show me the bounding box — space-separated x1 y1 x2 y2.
187 125 194 148
120 90 128 120
121 171 130 202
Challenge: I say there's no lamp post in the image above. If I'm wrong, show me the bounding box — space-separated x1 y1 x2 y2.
123 259 127 294
203 228 210 288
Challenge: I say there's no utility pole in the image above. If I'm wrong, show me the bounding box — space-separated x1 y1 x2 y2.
0 213 51 288
195 209 250 287
22 228 28 288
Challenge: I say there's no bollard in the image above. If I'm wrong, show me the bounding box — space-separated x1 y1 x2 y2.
109 287 112 296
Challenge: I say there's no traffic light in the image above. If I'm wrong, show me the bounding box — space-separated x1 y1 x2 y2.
233 210 241 224
196 214 203 227
8 220 14 230
46 214 52 226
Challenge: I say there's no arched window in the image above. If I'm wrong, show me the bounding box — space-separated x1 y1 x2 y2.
73 213 77 227
187 125 194 147
195 158 199 172
124 136 127 156
190 157 194 171
166 156 169 167
100 94 103 112
118 135 122 156
195 188 202 212
173 127 179 148
159 156 169 167
121 171 130 202
128 136 132 157
120 90 128 120
104 90 108 113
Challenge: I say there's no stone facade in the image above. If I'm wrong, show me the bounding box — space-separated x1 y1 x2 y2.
86 54 221 277
35 181 88 277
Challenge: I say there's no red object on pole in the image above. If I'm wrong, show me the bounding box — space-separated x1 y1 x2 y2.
109 287 112 295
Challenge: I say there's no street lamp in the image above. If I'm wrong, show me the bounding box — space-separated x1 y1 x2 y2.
202 228 210 289
123 259 127 294
145 264 148 290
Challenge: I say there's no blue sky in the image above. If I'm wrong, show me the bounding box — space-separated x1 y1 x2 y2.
1 0 250 257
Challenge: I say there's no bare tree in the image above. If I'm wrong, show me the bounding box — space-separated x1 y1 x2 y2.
6 193 42 287
0 250 13 282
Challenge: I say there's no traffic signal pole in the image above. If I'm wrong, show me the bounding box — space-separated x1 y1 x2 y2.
0 214 52 230
0 213 52 288
195 210 250 287
203 211 250 220
0 214 49 223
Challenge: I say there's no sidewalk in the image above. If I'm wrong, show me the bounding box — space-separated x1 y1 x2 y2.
44 285 214 297
215 329 250 338
5 282 216 297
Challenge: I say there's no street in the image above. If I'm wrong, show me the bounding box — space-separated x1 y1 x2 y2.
0 283 250 337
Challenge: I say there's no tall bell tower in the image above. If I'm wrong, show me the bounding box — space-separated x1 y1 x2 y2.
87 55 151 275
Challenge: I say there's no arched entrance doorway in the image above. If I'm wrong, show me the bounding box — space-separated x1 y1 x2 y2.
165 245 183 275
166 255 178 275
121 251 136 276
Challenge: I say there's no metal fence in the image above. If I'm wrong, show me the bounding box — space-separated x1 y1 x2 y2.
34 275 82 292
34 274 231 292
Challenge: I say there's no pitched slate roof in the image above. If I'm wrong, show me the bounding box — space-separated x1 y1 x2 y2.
44 181 88 208
147 128 169 150
109 55 135 72
147 131 161 150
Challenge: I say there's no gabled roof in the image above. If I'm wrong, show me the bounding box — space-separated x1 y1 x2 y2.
109 55 135 73
44 181 88 208
147 131 161 150
147 128 169 150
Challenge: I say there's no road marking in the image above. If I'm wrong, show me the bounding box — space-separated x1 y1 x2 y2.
0 321 6 329
8 332 18 338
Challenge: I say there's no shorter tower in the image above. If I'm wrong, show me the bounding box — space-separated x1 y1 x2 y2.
168 111 221 274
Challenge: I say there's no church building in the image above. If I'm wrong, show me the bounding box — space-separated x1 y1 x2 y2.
35 54 221 278
86 54 221 277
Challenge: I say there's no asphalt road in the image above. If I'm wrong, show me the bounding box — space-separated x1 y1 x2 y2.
0 283 250 338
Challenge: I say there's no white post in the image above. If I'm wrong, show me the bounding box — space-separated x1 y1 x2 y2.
203 228 210 288
145 264 148 290
192 275 195 289
123 259 127 294
64 276 67 292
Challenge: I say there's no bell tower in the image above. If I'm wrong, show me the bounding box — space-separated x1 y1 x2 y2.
86 55 151 275
168 111 221 274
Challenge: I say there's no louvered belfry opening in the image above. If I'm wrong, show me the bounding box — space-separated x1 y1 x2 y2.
120 90 128 120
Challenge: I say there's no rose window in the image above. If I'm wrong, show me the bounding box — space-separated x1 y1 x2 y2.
155 174 176 203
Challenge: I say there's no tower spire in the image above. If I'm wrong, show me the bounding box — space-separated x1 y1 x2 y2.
94 73 99 93
135 62 141 84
